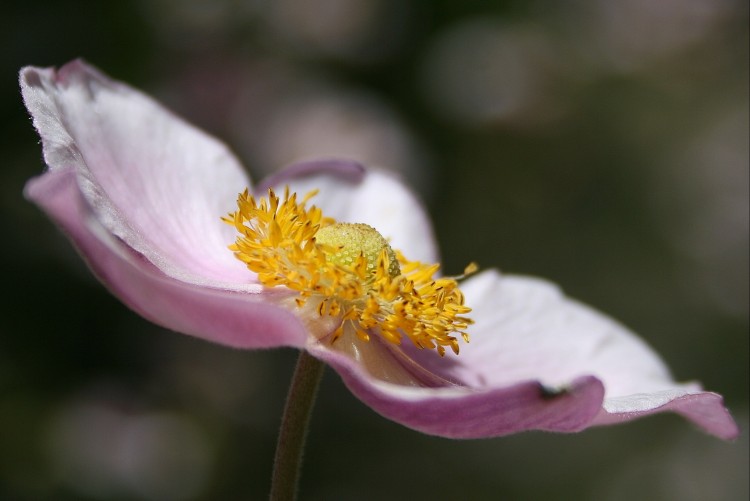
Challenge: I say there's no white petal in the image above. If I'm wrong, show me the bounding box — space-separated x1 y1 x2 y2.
21 60 252 289
405 270 696 398
381 269 737 438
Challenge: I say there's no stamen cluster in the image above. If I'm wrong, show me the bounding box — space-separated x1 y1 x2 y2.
224 188 474 356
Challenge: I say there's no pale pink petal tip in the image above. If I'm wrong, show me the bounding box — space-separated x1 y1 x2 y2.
598 392 740 441
21 59 252 289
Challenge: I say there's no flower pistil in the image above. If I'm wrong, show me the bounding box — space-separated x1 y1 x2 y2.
224 188 475 356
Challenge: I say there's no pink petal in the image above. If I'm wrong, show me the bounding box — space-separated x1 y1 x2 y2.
309 344 606 438
259 158 440 264
420 270 685 393
310 270 738 439
25 165 308 350
455 271 736 438
21 60 252 289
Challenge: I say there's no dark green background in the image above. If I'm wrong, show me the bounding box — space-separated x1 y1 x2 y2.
2 1 747 499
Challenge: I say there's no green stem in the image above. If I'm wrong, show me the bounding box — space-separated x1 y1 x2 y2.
269 351 325 501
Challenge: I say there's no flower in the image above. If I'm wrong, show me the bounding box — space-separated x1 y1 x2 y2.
21 60 738 440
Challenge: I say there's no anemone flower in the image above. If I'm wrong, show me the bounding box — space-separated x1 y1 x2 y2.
21 60 738 494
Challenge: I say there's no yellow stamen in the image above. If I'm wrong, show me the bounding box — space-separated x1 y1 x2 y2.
223 188 475 356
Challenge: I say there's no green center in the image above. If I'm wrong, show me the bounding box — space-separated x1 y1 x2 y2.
315 223 400 278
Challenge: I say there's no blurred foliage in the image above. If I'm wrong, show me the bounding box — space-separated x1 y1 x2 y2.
1 0 747 499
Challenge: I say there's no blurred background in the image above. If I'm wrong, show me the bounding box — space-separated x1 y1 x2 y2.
1 0 748 499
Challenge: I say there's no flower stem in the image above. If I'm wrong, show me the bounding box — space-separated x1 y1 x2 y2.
269 351 325 501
